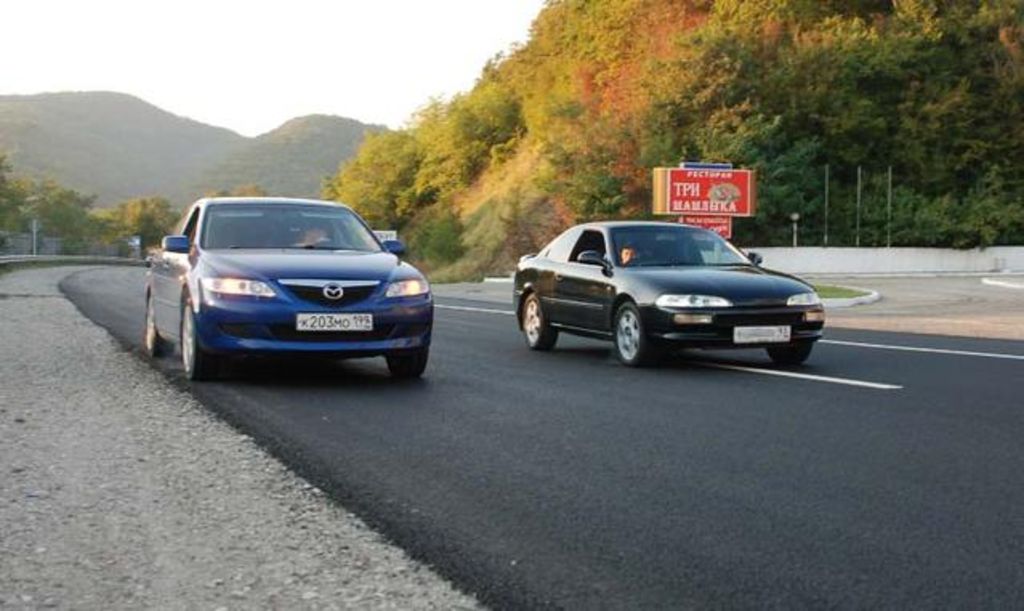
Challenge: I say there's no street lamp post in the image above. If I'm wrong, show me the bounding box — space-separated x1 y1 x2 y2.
790 212 800 247
25 195 42 257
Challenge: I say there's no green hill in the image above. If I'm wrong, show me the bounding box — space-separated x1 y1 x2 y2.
0 92 378 206
194 115 382 199
326 0 1024 281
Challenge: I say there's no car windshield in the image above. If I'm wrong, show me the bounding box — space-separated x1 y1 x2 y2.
201 204 382 252
610 225 749 268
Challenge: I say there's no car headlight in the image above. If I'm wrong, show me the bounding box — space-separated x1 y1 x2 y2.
787 292 822 306
386 278 430 298
200 277 276 298
655 294 733 308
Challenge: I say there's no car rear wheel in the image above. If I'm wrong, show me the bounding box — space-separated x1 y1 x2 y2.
614 302 661 367
180 300 220 381
144 291 168 358
386 348 429 379
521 293 558 351
766 342 814 365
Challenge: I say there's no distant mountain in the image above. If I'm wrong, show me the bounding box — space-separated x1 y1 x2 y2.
194 115 382 199
0 92 380 206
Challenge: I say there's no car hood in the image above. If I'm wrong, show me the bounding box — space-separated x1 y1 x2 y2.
200 249 408 281
627 265 813 306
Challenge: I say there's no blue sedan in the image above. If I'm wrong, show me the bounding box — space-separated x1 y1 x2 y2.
144 197 432 380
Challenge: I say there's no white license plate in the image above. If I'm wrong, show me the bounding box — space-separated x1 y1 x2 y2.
733 325 791 344
296 313 373 332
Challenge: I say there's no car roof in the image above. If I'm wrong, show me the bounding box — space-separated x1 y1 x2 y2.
577 220 693 230
198 197 352 210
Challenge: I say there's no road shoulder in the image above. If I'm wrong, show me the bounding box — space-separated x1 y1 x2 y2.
0 266 478 610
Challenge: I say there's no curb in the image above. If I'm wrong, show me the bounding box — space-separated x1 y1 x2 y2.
0 256 145 275
981 277 1024 290
803 271 1024 279
823 289 881 309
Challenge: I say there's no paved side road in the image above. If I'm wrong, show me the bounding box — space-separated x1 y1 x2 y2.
0 267 478 610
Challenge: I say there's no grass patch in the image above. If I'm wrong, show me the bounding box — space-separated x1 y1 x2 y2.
813 284 870 299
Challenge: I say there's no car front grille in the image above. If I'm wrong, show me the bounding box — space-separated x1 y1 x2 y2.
284 285 377 308
713 311 806 326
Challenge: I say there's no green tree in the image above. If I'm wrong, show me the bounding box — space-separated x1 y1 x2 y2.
20 180 97 252
0 155 26 231
323 130 424 228
97 196 178 251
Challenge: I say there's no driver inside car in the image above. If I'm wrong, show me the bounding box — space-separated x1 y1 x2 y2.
620 245 637 266
295 226 330 248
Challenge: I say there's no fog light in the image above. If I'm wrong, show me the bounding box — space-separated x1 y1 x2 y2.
674 313 713 325
804 310 826 322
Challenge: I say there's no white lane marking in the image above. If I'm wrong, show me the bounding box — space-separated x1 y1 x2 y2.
821 339 1024 361
696 363 903 390
982 277 1024 290
436 303 515 316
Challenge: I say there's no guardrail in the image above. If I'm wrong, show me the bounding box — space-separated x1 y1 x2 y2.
0 255 146 271
747 246 1024 275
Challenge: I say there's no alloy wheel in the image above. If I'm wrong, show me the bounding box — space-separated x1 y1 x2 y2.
616 309 641 361
181 306 195 374
524 299 541 345
145 295 158 353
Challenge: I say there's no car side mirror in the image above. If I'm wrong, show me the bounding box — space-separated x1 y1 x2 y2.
747 251 763 266
162 235 190 254
578 250 612 273
383 239 406 256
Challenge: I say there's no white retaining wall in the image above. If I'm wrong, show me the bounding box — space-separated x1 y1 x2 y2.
747 247 1024 275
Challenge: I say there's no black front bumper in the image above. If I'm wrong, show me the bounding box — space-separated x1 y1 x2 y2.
641 305 824 348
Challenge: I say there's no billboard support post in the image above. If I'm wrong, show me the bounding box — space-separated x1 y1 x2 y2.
855 166 862 248
886 165 893 248
823 164 830 247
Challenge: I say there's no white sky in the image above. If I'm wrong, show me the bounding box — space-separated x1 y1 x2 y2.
2 0 546 136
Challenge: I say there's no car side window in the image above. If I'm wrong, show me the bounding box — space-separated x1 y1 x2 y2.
181 208 200 244
568 230 607 263
544 228 582 263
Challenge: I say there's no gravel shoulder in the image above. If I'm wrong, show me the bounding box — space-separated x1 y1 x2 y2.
0 266 479 610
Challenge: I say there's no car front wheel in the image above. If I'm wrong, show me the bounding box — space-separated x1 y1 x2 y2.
180 300 219 381
766 342 814 365
386 348 429 379
614 302 661 367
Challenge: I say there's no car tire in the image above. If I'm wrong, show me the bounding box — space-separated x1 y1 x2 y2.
614 301 661 367
766 342 814 366
144 291 169 358
521 293 558 351
386 348 429 379
180 298 219 381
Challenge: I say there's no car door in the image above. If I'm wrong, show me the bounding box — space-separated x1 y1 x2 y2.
555 229 615 331
153 205 199 337
534 227 581 324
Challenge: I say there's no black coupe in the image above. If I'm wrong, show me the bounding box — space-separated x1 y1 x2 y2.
513 221 825 366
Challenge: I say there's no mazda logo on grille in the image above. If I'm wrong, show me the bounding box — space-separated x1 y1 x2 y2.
322 283 345 300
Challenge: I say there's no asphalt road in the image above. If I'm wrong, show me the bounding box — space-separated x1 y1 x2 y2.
62 267 1024 609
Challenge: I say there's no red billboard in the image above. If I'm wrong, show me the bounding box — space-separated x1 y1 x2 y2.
653 168 756 217
679 215 732 239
